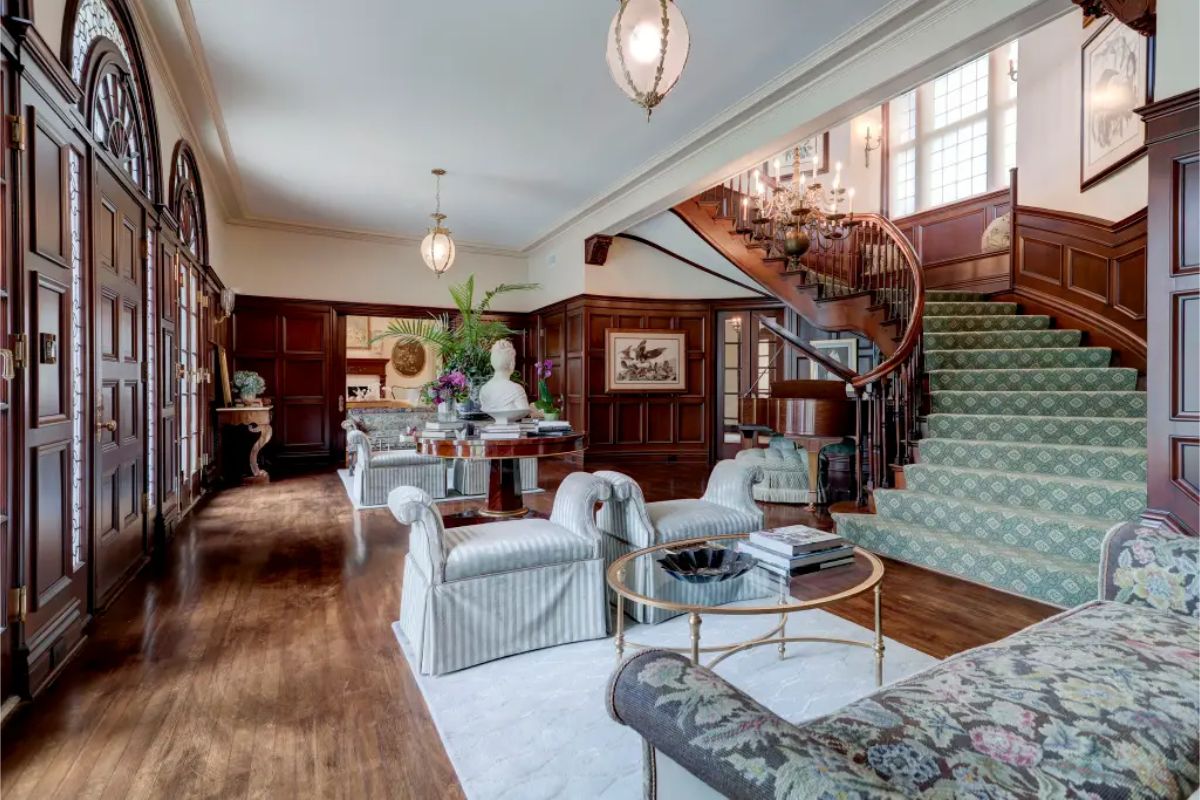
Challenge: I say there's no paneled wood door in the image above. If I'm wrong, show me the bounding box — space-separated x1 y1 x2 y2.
157 235 180 526
92 164 147 604
17 85 89 692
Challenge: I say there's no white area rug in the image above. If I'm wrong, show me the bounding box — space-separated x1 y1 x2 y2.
336 468 544 509
393 605 938 799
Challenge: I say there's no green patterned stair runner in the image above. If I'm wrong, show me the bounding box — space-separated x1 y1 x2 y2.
834 293 1147 607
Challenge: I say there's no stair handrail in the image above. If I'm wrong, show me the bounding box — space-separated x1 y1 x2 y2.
758 316 859 384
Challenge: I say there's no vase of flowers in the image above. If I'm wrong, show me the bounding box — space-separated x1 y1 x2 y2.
421 370 470 421
533 360 561 421
232 370 266 405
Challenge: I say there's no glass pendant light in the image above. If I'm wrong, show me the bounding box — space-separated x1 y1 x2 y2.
420 168 456 276
606 0 690 119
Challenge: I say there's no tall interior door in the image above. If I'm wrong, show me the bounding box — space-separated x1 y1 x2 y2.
93 164 147 604
157 240 180 525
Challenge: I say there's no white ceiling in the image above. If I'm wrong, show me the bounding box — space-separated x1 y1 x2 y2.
187 0 895 251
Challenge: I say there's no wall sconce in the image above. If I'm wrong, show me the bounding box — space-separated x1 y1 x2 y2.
1007 59 1018 83
864 126 882 168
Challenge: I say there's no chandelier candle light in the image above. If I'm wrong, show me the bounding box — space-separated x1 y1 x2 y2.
606 0 690 119
748 145 861 262
421 168 456 277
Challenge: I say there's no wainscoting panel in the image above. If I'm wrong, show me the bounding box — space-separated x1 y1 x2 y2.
893 188 1012 293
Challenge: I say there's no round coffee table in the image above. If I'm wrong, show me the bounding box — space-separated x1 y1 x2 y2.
418 432 584 523
607 533 886 685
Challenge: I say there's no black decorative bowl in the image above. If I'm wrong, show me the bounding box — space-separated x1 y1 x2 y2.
657 546 757 584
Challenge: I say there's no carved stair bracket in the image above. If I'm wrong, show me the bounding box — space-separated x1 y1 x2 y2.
584 234 613 266
1071 0 1156 35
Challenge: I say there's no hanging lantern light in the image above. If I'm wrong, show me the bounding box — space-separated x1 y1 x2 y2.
605 0 690 120
420 168 456 277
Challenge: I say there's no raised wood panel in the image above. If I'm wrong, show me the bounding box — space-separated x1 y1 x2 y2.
891 188 1010 271
34 276 67 421
282 315 326 354
614 401 644 444
1066 248 1110 303
646 400 674 443
1173 437 1200 502
282 358 326 397
282 403 326 449
588 401 614 445
1173 291 1198 420
1113 249 1147 319
232 309 278 353
32 444 70 604
1019 238 1064 284
30 118 67 267
677 401 705 444
99 288 117 360
1178 157 1199 274
119 301 136 362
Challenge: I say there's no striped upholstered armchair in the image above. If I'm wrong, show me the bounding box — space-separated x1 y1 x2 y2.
390 471 610 675
595 460 765 624
346 429 446 506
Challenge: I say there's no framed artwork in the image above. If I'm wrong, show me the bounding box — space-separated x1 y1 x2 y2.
781 131 830 179
605 329 687 393
216 345 232 406
346 316 385 357
1080 19 1152 191
808 338 858 395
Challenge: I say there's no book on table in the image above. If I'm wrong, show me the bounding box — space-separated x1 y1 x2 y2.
480 432 522 440
424 421 464 431
736 540 855 571
746 525 845 557
752 555 857 578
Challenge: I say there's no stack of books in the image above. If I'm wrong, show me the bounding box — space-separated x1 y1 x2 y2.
480 422 523 440
536 419 572 435
518 419 539 434
737 525 854 577
420 420 463 439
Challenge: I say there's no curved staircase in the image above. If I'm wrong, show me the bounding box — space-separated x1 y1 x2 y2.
834 292 1147 607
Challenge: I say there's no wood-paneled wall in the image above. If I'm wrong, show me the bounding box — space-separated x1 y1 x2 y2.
1140 90 1200 535
893 188 1012 294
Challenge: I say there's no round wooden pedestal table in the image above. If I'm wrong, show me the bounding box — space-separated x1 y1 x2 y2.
418 432 585 527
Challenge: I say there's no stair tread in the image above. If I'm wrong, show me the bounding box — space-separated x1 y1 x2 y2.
919 436 1145 458
929 389 1144 396
905 460 1145 491
876 489 1119 529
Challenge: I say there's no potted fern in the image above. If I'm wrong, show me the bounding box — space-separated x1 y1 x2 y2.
373 275 538 410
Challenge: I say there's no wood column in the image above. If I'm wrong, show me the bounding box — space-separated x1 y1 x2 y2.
1139 90 1199 535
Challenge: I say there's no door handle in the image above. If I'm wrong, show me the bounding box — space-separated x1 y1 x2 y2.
97 419 117 433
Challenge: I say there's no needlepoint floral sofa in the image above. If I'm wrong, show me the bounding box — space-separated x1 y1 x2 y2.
607 521 1199 799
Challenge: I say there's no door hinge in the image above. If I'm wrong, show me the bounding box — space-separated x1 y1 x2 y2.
8 585 27 624
11 334 28 370
8 115 25 152
142 492 151 514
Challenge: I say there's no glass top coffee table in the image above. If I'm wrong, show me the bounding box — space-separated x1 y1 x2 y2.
606 533 886 685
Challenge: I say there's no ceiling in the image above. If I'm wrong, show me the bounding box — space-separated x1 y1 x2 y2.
186 0 896 251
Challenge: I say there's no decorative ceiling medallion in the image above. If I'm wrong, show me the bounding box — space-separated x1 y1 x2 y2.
606 0 690 120
391 340 426 377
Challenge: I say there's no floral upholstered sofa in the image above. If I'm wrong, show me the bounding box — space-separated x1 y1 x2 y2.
608 522 1199 799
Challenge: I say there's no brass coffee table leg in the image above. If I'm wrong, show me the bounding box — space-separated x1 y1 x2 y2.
873 584 885 687
615 568 627 662
778 595 787 661
689 612 702 664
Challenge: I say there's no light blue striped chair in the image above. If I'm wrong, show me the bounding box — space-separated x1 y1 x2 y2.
596 460 765 624
390 472 611 675
347 430 446 506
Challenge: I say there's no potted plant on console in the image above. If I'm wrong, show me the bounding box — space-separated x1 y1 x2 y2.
533 359 561 421
232 370 266 406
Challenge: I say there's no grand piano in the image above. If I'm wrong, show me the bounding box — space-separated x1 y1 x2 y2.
739 379 859 506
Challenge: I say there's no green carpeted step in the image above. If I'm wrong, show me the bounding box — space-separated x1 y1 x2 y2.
917 438 1147 482
903 462 1145 520
929 390 1146 418
925 301 1016 317
927 413 1145 446
928 367 1138 392
873 490 1111 564
925 347 1112 371
926 291 985 302
925 329 1082 350
925 315 1051 332
833 515 1095 607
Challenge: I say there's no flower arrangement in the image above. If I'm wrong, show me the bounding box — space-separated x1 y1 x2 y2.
232 370 266 402
533 360 561 420
420 369 470 408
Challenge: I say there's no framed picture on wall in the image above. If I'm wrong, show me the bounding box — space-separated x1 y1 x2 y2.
1080 18 1152 191
605 329 687 393
781 131 830 179
808 338 857 396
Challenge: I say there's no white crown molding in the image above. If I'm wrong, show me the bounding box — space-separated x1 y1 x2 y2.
227 215 525 259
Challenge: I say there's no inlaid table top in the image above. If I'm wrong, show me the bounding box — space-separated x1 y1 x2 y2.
417 432 585 461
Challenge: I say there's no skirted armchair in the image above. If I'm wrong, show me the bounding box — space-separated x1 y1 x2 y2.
390 471 611 675
734 436 811 504
346 429 446 506
595 460 765 624
607 521 1200 799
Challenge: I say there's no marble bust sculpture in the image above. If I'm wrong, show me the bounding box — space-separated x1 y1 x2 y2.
479 340 529 416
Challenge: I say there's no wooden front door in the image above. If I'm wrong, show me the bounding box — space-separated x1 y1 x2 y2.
92 164 147 604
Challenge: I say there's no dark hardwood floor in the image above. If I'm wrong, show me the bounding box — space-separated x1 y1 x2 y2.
1 461 1057 799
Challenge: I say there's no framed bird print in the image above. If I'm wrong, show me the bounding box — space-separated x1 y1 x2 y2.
605 329 686 393
1080 18 1152 191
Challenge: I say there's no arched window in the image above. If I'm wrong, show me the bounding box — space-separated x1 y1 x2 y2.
169 142 208 264
67 0 159 202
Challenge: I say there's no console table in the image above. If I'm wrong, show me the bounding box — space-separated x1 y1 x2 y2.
418 432 584 524
217 406 273 482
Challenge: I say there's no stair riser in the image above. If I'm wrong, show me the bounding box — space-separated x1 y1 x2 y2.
925 291 986 302
929 391 1146 419
928 369 1138 391
925 348 1113 371
925 316 1050 332
925 330 1083 350
874 491 1107 563
925 302 1016 317
834 516 1094 607
927 414 1146 447
904 464 1145 521
918 439 1147 483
